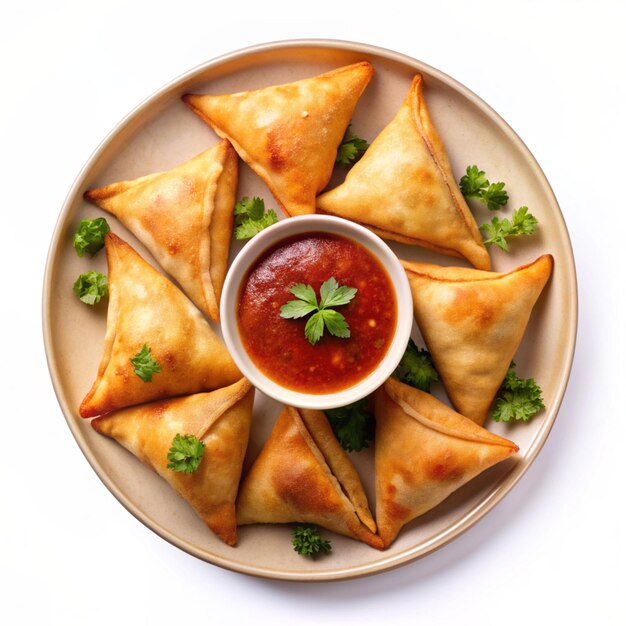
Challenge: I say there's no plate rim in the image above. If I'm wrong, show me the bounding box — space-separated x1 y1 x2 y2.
42 37 578 581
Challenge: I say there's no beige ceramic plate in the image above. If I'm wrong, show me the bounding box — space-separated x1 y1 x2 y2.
43 39 577 581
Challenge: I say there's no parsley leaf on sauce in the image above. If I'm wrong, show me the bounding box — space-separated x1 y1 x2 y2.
280 277 357 345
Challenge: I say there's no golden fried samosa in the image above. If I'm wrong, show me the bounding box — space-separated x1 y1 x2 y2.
79 233 240 418
236 406 382 549
182 62 373 217
402 254 553 425
375 378 518 547
317 74 490 270
84 140 237 321
92 379 254 545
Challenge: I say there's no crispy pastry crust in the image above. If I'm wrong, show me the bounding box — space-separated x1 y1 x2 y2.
92 379 254 545
79 233 240 417
374 378 518 547
236 406 383 549
402 254 554 424
182 62 373 217
84 140 237 321
316 74 490 270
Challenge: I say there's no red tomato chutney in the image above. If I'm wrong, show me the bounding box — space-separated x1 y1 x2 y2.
237 232 397 394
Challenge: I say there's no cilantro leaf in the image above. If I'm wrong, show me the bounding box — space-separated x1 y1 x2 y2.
304 311 326 345
325 397 375 452
482 182 509 211
289 283 318 307
336 124 369 167
234 196 279 240
130 344 161 382
280 277 357 346
72 271 108 305
394 339 439 392
234 196 265 221
292 525 332 557
72 217 110 257
321 309 350 338
490 362 545 422
459 165 508 210
166 433 205 473
279 299 318 319
459 165 489 199
481 206 538 250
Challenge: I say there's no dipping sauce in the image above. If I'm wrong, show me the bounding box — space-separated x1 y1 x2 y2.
237 232 397 394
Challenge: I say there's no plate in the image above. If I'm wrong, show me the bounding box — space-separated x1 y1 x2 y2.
43 39 577 581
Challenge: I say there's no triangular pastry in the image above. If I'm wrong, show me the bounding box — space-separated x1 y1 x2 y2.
84 140 238 321
375 378 518 547
316 74 490 270
91 378 254 545
236 405 383 549
182 61 373 217
402 254 553 425
79 233 241 418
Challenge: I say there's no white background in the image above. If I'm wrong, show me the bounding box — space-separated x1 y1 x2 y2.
2 1 624 624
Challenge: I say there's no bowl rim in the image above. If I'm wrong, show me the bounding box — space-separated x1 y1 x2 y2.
220 214 414 410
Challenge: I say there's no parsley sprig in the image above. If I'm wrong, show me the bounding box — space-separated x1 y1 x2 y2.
394 339 439 392
72 217 110 257
480 206 538 251
292 525 332 557
73 271 108 305
234 196 279 240
460 165 509 210
336 124 369 167
490 362 545 422
130 344 161 382
325 397 375 452
166 434 205 473
280 277 357 345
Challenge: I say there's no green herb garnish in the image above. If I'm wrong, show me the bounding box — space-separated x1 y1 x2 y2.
490 362 545 422
325 397 375 452
460 165 509 210
280 277 357 345
72 217 110 257
72 271 108 305
166 434 205 473
292 525 332 558
130 344 161 382
234 196 279 240
394 339 439 392
336 123 369 167
480 206 538 250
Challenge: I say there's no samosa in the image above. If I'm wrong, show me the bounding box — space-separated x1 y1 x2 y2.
237 406 382 549
374 378 518 547
317 74 490 270
92 379 254 545
79 233 240 418
183 62 373 217
402 254 553 424
84 140 237 321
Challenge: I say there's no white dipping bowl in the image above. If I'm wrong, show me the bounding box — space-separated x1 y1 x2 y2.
220 214 413 410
